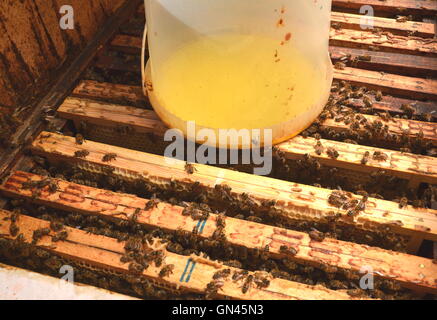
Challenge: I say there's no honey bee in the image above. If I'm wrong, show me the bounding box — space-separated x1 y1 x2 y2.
120 254 132 264
9 223 19 237
242 275 254 294
347 289 364 297
10 211 20 223
247 216 262 223
329 280 348 290
396 15 411 22
32 227 51 244
361 151 370 165
212 227 226 242
253 272 271 289
279 245 297 256
144 199 159 211
75 134 85 145
184 162 197 174
334 62 346 70
375 91 383 101
159 264 175 277
412 199 424 208
309 228 325 242
128 262 145 274
74 150 89 158
124 237 143 252
102 153 117 162
205 280 223 299
46 179 59 193
231 270 248 281
331 22 342 30
314 140 324 155
44 256 63 271
11 232 25 244
50 220 64 232
213 268 231 280
151 250 165 267
358 55 371 62
372 151 388 161
400 104 415 117
363 96 373 108
190 209 209 221
52 230 68 242
326 147 339 159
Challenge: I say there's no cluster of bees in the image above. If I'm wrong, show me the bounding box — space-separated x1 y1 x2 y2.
2 99 432 300
311 80 433 155
205 268 271 299
121 236 175 279
0 196 418 299
328 190 368 218
24 156 411 253
272 139 432 211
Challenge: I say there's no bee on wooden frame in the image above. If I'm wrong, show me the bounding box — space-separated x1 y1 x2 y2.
75 134 85 145
74 150 90 158
102 153 117 162
184 162 197 174
159 264 175 278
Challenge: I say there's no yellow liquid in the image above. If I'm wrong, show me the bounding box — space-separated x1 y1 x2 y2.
154 34 325 130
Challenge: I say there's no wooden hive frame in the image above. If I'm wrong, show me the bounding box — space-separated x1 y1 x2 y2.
1 209 365 300
0 0 436 299
1 171 436 294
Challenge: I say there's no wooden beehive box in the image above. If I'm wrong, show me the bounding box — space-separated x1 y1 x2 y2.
0 0 436 300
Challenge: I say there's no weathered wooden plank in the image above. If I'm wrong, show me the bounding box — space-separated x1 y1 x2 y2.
278 136 437 185
57 96 437 153
0 209 362 300
2 171 436 293
332 0 437 17
330 28 437 57
330 46 437 77
333 67 437 100
72 80 147 107
321 113 437 146
57 97 166 134
30 132 437 243
58 95 437 186
331 12 435 38
56 96 437 192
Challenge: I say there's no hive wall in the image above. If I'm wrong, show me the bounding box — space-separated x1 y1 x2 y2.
0 0 126 109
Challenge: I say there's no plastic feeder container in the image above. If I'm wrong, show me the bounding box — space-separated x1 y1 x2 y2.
142 0 333 149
